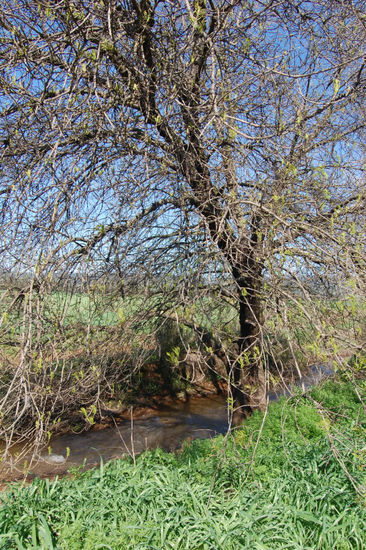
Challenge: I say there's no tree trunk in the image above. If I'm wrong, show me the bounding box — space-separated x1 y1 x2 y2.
230 270 266 424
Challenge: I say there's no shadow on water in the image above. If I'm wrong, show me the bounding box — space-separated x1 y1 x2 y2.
2 364 334 480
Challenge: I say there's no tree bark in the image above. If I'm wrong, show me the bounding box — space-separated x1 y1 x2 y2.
230 267 266 424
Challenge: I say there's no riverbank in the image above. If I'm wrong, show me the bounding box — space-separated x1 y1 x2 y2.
22 359 336 439
0 362 335 484
0 377 364 549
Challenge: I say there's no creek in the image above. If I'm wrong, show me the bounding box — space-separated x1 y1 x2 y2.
2 363 334 480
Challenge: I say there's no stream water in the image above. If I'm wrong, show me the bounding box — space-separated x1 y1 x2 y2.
3 363 334 480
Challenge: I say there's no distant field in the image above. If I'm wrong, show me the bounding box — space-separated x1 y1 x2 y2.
1 287 364 375
0 288 239 348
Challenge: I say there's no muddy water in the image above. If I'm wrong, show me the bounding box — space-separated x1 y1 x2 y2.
4 364 334 479
21 395 229 478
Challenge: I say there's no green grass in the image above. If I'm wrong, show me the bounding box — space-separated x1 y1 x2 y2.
0 379 365 549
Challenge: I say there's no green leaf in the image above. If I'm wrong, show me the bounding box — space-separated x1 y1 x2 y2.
333 78 340 95
296 510 322 525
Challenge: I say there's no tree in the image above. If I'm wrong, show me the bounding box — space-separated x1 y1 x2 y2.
0 0 365 443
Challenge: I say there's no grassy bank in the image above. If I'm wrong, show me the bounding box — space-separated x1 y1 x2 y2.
0 378 365 549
